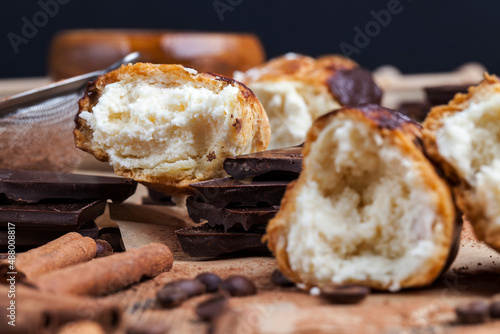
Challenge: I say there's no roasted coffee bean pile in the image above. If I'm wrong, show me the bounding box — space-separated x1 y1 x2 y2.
155 273 257 321
455 297 500 325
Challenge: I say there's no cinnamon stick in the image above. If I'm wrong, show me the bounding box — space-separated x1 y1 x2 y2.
0 232 97 283
33 243 173 296
0 285 122 332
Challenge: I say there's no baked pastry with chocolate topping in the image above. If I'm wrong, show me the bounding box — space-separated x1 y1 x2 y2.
74 63 270 194
234 53 382 149
423 74 500 252
265 105 457 291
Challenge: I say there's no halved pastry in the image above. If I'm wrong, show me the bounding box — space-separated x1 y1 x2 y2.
265 105 458 291
74 63 270 194
234 53 381 149
423 74 500 252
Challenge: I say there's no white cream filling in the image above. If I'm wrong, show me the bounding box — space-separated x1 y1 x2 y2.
79 80 240 172
247 81 340 149
285 120 441 291
436 96 500 229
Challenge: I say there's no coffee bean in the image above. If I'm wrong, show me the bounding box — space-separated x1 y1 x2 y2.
455 300 489 324
126 324 167 334
271 269 295 287
320 284 370 304
98 227 125 252
491 300 500 319
95 239 113 258
220 275 257 297
163 279 206 297
156 288 188 308
196 272 222 293
196 293 229 321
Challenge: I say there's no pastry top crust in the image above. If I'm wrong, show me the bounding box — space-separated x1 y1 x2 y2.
234 53 357 85
234 53 382 107
74 63 270 194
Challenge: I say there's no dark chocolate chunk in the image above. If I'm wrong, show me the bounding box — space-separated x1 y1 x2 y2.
271 269 295 287
196 293 229 321
220 275 257 297
189 177 289 208
175 224 268 258
424 85 471 106
0 200 106 230
142 187 175 206
455 300 489 324
490 300 500 319
327 67 382 106
398 102 431 123
95 239 113 258
223 146 303 180
0 220 98 251
187 196 278 231
98 227 125 252
196 273 222 293
320 284 370 304
0 169 137 203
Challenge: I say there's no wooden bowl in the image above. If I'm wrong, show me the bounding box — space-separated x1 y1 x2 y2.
48 30 265 80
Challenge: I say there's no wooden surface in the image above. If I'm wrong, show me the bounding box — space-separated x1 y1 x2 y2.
95 208 500 333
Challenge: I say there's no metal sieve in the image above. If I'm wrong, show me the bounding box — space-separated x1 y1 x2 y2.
0 52 140 172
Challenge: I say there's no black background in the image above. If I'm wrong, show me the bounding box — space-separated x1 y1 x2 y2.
1 0 499 78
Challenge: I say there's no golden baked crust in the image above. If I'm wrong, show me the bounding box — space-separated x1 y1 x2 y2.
234 54 381 149
422 74 500 252
234 53 358 86
74 63 270 194
265 105 457 291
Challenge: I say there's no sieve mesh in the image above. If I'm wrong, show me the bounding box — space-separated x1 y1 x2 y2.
0 91 85 172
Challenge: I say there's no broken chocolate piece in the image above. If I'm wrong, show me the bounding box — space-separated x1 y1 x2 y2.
327 67 382 106
175 224 268 258
424 85 471 106
187 196 278 231
0 200 106 230
0 221 98 251
0 169 137 203
142 187 174 206
189 178 289 208
223 146 303 180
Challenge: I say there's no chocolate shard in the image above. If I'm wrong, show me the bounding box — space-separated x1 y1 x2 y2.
0 221 98 251
175 224 269 258
187 196 278 231
189 177 289 208
142 187 175 206
424 85 471 106
0 169 137 203
223 146 303 180
327 67 382 106
0 200 106 230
